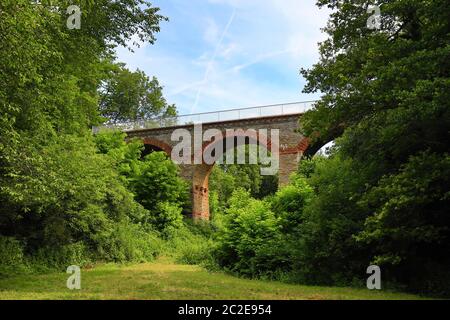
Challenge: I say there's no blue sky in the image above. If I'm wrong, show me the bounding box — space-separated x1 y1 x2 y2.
116 0 330 115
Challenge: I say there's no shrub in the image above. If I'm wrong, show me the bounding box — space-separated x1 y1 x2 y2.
0 134 160 269
271 173 314 233
129 152 188 231
152 202 184 237
290 155 371 285
356 152 450 296
93 130 144 183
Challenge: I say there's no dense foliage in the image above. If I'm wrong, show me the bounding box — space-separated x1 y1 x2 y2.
210 0 450 297
208 146 278 215
0 0 180 273
212 174 314 281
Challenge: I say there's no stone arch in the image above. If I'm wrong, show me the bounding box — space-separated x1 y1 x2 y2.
123 113 311 221
191 130 279 220
203 130 275 159
280 137 310 155
277 137 310 186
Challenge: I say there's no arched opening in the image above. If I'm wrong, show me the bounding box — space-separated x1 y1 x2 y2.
141 137 172 158
314 141 335 157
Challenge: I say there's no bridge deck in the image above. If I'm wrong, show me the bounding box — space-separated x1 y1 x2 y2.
93 101 317 133
124 112 304 134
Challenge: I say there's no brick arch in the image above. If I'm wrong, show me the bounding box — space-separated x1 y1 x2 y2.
191 130 280 220
280 137 310 155
195 129 279 166
142 137 172 156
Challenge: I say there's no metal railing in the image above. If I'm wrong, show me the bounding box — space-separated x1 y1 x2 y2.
93 100 317 133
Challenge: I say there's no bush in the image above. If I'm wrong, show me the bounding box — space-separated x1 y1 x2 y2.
0 134 162 270
129 152 188 232
208 147 279 212
271 173 314 233
152 202 184 237
162 223 216 267
93 130 144 183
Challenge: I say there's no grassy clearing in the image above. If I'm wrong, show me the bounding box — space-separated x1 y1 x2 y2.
0 257 428 300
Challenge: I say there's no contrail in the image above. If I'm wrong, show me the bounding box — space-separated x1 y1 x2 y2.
190 8 237 113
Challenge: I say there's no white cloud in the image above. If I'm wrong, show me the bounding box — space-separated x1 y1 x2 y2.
204 17 220 44
116 0 330 115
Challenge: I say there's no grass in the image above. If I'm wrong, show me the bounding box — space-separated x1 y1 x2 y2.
0 257 428 300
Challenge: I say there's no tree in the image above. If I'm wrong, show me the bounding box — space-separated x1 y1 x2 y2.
93 132 188 235
300 0 449 164
356 152 450 295
298 0 450 294
0 0 168 137
270 173 314 234
129 152 189 234
94 130 144 183
292 155 373 285
99 63 177 124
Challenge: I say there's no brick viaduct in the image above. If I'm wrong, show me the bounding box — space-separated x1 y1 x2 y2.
125 113 309 220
